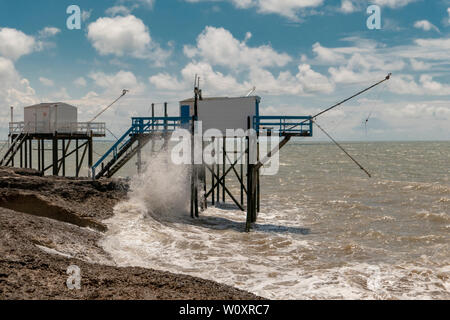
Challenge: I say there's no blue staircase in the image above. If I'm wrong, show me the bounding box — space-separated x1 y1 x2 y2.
92 116 191 179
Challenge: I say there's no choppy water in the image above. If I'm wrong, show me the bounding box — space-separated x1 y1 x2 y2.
99 141 449 300
3 140 449 299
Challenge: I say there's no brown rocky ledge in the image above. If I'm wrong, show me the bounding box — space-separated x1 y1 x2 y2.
0 167 260 300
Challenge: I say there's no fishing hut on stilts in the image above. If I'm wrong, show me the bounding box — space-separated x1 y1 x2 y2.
1 103 105 177
90 73 390 231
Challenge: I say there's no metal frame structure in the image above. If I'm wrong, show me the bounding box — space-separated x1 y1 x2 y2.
1 122 105 177
89 101 314 231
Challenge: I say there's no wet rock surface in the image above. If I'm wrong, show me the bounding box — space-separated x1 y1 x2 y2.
0 167 260 300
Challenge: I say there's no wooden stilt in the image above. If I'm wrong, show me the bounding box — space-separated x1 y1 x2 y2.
211 138 215 206
137 137 142 174
38 139 41 171
29 139 32 169
88 134 93 173
222 137 226 203
52 136 58 176
62 139 66 176
75 139 79 178
24 139 28 168
19 142 23 168
41 140 45 174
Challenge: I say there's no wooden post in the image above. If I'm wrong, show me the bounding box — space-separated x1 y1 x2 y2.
190 116 196 218
52 136 58 176
222 136 226 203
240 137 244 206
246 117 252 232
20 142 23 168
137 137 142 174
257 141 260 214
41 140 45 175
38 139 41 171
216 152 220 202
29 139 32 169
62 139 66 176
88 135 93 172
24 139 28 168
75 139 79 178
164 102 169 151
211 137 215 206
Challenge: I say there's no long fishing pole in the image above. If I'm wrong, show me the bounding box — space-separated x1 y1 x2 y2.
313 120 372 178
312 73 391 120
288 73 392 131
89 89 129 123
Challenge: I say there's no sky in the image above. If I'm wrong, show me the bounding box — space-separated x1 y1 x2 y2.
0 0 449 141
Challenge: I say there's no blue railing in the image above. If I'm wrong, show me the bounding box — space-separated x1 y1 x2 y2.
253 116 313 136
92 115 312 177
131 116 191 133
91 116 191 177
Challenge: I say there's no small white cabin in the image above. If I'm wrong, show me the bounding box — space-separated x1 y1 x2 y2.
24 102 78 134
179 96 260 136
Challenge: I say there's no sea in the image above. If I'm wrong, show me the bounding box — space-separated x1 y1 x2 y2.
2 140 449 299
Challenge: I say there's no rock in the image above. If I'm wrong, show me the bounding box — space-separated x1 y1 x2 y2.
0 168 261 300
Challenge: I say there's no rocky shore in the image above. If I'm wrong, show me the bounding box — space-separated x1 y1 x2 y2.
0 167 260 300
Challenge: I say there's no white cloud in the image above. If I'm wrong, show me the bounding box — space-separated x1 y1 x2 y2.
388 74 450 96
149 73 188 91
249 64 334 95
312 42 346 64
89 70 146 94
106 6 131 16
47 87 70 101
183 26 291 69
126 0 155 8
38 27 61 38
0 28 36 61
306 36 450 92
326 49 403 84
414 20 440 32
409 59 431 71
252 0 323 20
0 57 38 110
385 102 450 120
87 15 150 58
39 77 54 87
82 9 93 22
409 59 430 71
419 75 449 94
444 8 450 26
186 0 323 20
340 0 357 13
153 26 333 97
150 61 333 96
150 62 244 95
371 0 416 8
74 77 87 87
87 15 170 64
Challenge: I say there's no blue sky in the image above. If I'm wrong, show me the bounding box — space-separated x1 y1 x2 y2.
0 0 449 141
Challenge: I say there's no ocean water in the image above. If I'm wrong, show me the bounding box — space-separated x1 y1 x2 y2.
1 139 448 299
98 141 449 300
